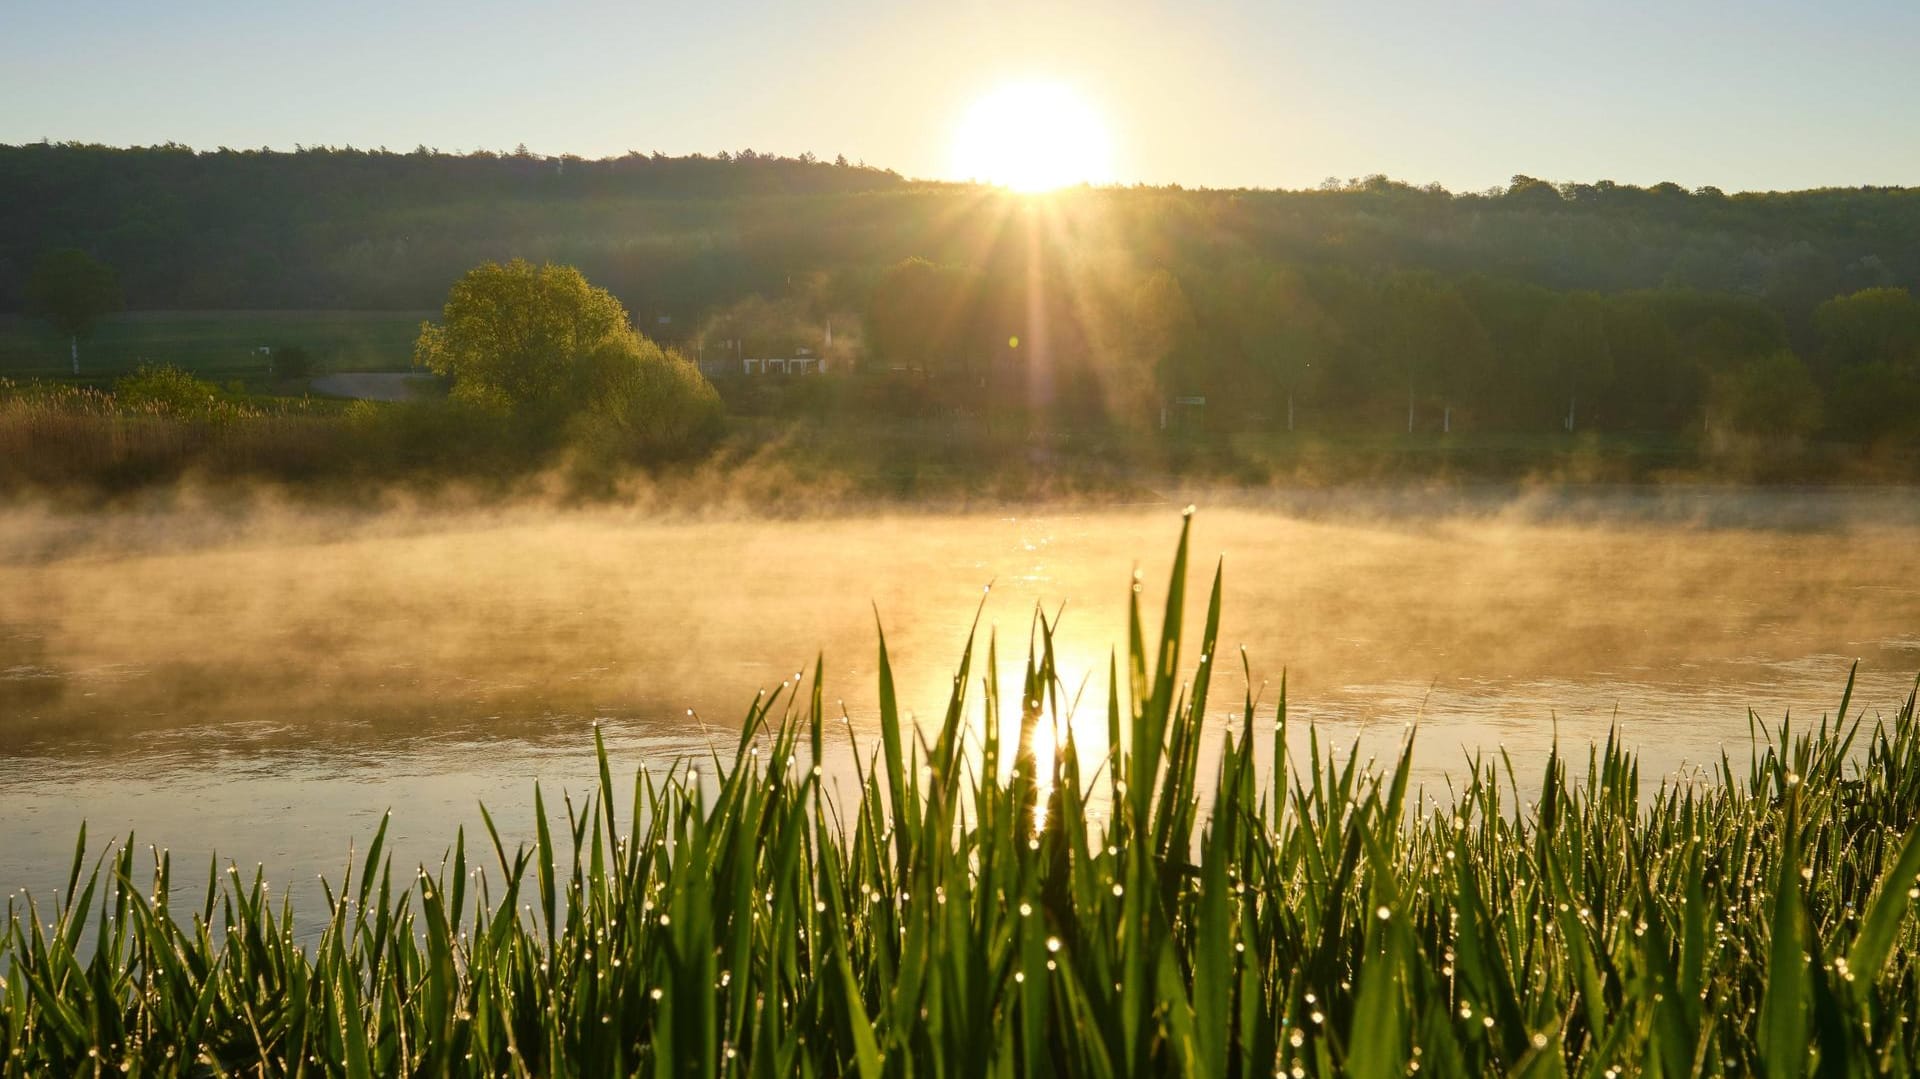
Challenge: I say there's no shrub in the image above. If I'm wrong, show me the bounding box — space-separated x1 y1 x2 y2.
566 333 725 462
113 363 254 423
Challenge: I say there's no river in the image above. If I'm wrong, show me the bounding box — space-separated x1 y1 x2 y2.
3 487 1917 908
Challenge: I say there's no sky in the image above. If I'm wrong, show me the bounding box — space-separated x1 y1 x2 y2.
5 0 1919 193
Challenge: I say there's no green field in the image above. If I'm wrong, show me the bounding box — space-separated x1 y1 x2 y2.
0 310 429 388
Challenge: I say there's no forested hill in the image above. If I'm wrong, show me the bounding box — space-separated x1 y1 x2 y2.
7 142 1920 326
10 143 1920 444
0 143 907 311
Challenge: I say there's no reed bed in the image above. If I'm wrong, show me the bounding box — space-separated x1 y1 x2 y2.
4 515 1919 1076
0 377 347 488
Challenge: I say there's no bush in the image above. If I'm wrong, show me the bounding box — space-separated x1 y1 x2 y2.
113 364 253 423
565 334 726 464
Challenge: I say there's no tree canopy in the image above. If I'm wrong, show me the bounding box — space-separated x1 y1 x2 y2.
25 247 121 342
415 259 632 411
414 259 722 457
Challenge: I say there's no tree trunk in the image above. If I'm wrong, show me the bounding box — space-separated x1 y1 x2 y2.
70 335 78 377
1565 395 1577 433
1407 385 1415 434
1286 393 1294 433
1443 404 1451 434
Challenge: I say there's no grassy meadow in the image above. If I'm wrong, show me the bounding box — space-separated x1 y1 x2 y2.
3 518 1917 1076
0 311 426 388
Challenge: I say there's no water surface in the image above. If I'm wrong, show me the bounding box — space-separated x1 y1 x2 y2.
3 488 1917 908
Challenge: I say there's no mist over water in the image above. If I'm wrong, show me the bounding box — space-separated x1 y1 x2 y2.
3 487 1918 909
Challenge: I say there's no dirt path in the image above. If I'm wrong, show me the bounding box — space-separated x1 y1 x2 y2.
308 372 436 401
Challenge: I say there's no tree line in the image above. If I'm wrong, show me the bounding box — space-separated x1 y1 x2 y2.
5 143 1920 443
846 254 1917 442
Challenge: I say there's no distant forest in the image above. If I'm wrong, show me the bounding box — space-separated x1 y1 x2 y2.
6 141 1920 441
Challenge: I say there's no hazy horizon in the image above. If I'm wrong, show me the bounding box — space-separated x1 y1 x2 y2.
7 1 1920 193
6 138 1916 199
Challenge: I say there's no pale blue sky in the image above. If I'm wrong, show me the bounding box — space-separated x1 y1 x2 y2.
3 0 1917 192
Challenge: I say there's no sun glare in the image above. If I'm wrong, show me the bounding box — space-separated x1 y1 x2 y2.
952 82 1115 192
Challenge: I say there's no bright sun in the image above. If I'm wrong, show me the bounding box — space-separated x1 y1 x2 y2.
952 82 1115 192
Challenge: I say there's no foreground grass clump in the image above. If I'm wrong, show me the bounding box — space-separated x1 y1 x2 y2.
5 519 1920 1076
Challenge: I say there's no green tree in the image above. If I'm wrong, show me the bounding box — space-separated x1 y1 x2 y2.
26 248 122 376
1603 294 1695 429
1238 267 1335 432
565 334 725 462
1828 361 1920 444
1378 275 1490 433
1707 351 1823 443
1130 269 1200 425
865 258 982 375
414 259 633 414
1537 293 1613 432
414 259 722 457
1814 288 1920 369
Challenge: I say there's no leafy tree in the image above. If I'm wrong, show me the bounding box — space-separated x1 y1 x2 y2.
1378 275 1490 433
1707 352 1823 443
1237 267 1335 431
866 258 939 371
414 259 722 457
26 248 121 375
865 258 982 375
415 259 632 413
1505 174 1564 210
1827 362 1920 444
1814 288 1920 369
565 334 725 461
1537 293 1613 432
1128 269 1200 424
1603 294 1695 429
